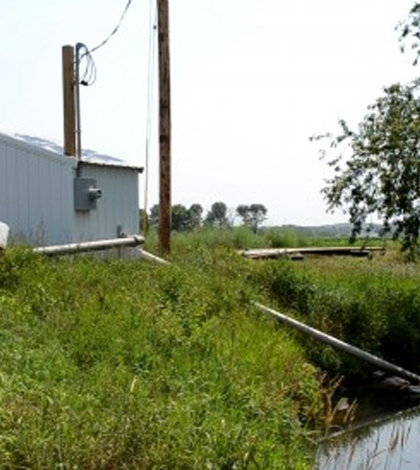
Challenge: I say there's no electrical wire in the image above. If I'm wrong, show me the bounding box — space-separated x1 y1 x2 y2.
90 0 135 55
78 45 97 87
76 0 135 87
143 0 158 234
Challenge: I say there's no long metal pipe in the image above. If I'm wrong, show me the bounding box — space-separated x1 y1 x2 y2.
254 302 420 384
34 235 144 256
75 42 84 160
138 249 170 265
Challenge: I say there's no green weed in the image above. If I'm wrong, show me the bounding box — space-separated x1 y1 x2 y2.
249 254 420 379
0 247 321 468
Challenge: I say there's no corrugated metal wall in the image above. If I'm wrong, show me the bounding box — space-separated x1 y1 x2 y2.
0 134 76 244
73 163 140 241
0 134 140 245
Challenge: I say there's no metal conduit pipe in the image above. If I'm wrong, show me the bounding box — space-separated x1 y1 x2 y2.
138 249 170 265
254 302 420 384
34 235 144 256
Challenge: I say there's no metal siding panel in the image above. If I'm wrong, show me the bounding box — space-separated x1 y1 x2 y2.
59 166 75 244
6 145 19 235
49 160 61 242
25 149 45 241
32 150 50 243
107 168 139 236
97 167 110 237
20 149 32 237
120 172 139 234
0 142 9 223
3 144 30 240
19 146 44 241
73 165 139 241
27 154 40 238
0 137 76 245
38 159 74 245
27 149 44 242
39 153 75 244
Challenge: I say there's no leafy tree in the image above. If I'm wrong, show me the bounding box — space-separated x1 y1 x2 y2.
148 203 204 232
149 204 159 228
399 2 420 64
249 204 268 232
236 204 268 233
205 202 229 228
236 205 252 225
171 204 191 232
189 204 203 230
314 80 420 258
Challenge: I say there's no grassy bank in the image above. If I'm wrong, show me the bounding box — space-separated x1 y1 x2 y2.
250 252 420 380
0 247 323 469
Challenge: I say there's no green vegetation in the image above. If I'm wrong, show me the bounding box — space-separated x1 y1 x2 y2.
0 245 323 469
314 81 420 259
3 226 420 467
250 252 420 380
162 224 381 252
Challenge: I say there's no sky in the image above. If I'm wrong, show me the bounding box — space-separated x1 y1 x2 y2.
1 0 419 226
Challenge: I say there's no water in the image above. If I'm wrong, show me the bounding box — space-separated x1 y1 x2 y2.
317 405 420 469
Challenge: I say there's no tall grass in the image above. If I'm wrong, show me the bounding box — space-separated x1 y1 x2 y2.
249 253 420 380
145 226 311 252
0 247 323 468
4 232 414 467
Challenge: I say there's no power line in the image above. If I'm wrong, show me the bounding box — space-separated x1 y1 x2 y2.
143 0 158 233
146 0 157 145
77 0 136 86
90 0 135 55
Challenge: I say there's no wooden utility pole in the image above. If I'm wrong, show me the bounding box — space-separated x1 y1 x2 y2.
158 0 172 254
62 45 76 157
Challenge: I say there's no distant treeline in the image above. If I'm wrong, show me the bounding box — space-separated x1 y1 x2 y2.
140 202 268 233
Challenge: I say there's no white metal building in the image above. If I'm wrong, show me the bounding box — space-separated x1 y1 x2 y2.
0 131 142 245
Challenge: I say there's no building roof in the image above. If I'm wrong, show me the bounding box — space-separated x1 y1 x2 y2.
0 130 143 171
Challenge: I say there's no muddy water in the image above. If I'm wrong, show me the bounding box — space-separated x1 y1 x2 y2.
317 404 420 469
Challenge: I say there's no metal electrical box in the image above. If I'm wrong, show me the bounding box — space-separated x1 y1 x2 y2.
74 177 102 211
